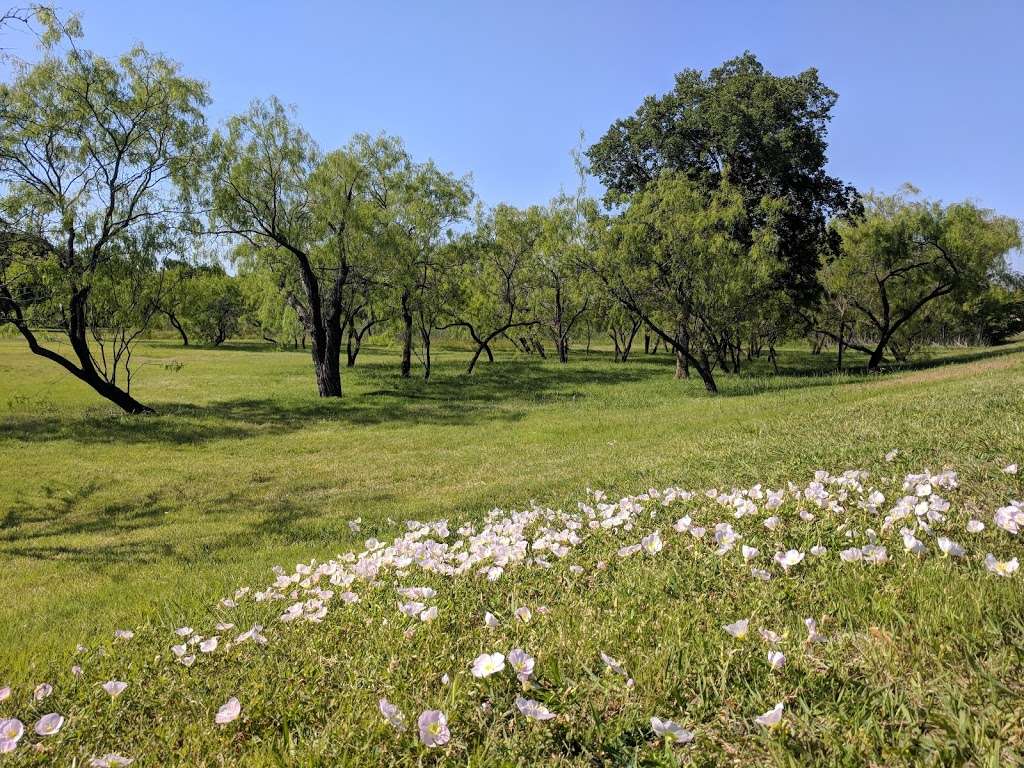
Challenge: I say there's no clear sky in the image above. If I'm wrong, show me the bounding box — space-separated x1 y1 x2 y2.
4 0 1022 266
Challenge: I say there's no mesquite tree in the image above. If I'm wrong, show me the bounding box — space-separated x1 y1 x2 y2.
595 174 784 393
820 189 1021 371
0 39 208 414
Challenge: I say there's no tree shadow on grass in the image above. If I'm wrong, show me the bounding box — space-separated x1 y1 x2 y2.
0 358 655 445
0 476 372 568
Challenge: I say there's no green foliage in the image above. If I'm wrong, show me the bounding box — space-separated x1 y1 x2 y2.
587 52 859 307
823 188 1022 366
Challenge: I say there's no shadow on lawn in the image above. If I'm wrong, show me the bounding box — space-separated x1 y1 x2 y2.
0 476 374 567
3 344 1021 444
0 358 655 445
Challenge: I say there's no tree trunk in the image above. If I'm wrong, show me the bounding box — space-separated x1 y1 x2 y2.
867 341 886 372
166 311 189 346
400 290 413 378
312 327 342 397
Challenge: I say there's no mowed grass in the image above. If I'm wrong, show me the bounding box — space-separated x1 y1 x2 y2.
1 335 1024 765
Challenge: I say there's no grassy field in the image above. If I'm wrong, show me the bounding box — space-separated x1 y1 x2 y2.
1 335 1023 765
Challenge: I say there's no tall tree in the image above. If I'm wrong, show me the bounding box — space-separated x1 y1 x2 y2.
443 203 542 373
587 52 859 309
0 33 208 414
209 103 403 396
595 174 784 393
821 188 1021 370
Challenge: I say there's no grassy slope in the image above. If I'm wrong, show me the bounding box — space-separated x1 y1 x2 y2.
1 337 1023 765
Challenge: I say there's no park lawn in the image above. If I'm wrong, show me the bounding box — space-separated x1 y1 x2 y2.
0 336 1023 765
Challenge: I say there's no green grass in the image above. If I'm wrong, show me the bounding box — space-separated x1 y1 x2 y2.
0 335 1023 765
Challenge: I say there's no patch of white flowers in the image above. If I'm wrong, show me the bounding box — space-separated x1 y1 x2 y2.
1 459 1020 760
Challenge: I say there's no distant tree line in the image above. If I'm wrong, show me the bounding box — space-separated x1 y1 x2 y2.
1 9 1020 411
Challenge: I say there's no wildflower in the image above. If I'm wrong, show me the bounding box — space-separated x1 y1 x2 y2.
967 519 985 533
763 516 781 531
774 549 805 571
936 537 965 557
179 655 196 667
641 531 663 554
514 606 532 623
102 680 128 698
810 545 827 557
650 716 694 744
804 617 825 643
0 687 8 701
174 627 193 637
419 606 438 622
759 629 781 645
508 648 535 682
1004 463 1019 475
199 637 219 653
741 545 759 562
724 619 749 639
113 629 134 641
71 665 83 677
471 652 506 678
985 553 1020 577
767 650 786 670
600 651 627 676
0 719 23 750
750 568 772 581
88 755 134 767
484 612 500 629
33 683 52 701
215 697 241 725
755 702 784 728
378 698 407 731
885 450 898 462
417 709 450 747
34 713 65 736
515 695 555 721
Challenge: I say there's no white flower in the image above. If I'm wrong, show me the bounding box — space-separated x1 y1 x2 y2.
641 530 663 554
755 702 784 728
650 716 694 744
724 618 749 639
113 629 134 641
199 637 219 653
471 652 506 678
102 680 128 697
514 606 532 623
600 651 627 676
484 612 500 629
508 648 535 682
810 545 827 557
215 697 241 725
417 709 450 747
34 683 52 701
515 695 555 721
774 549 805 571
759 629 781 645
936 537 965 557
763 516 781 531
767 650 786 670
0 718 23 745
741 545 759 562
34 713 64 736
985 553 1019 577
419 606 438 622
88 755 134 767
179 655 196 667
994 505 1023 534
0 687 8 702
840 547 862 562
750 568 772 581
378 698 407 731
885 449 899 462
902 533 924 555
805 617 825 643
1004 463 1018 475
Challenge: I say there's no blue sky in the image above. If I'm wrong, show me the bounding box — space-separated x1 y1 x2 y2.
5 0 1023 266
